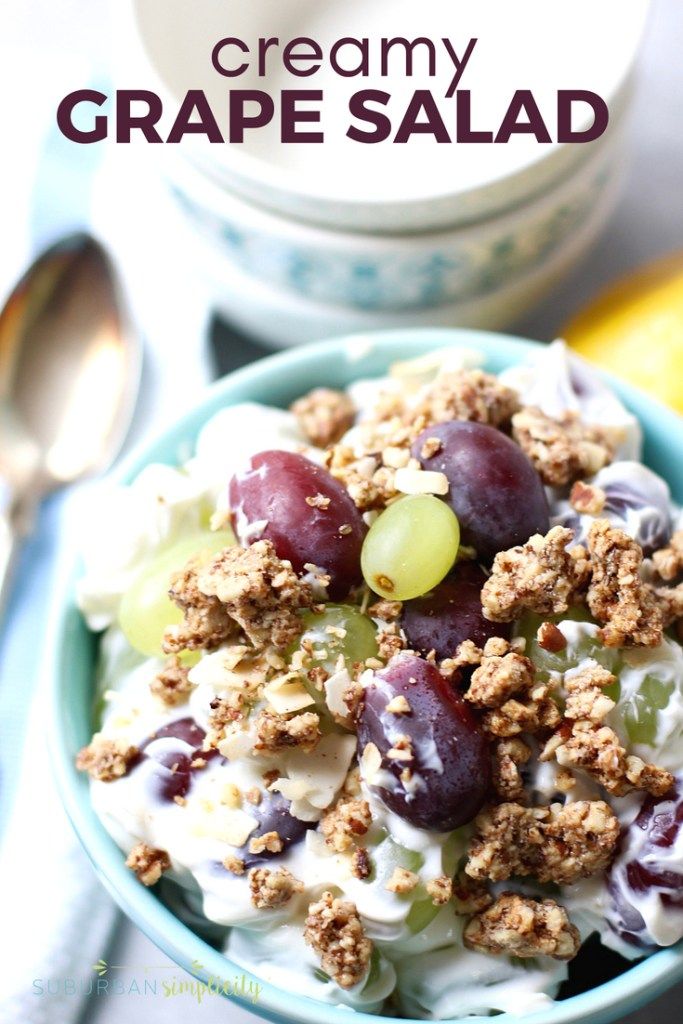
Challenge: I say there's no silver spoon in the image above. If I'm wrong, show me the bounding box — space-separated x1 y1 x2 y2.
0 234 141 612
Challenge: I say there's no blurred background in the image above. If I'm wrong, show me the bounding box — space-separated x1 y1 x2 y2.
0 0 682 1021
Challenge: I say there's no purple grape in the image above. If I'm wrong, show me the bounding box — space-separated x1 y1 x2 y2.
229 450 366 599
553 462 672 557
413 421 549 561
607 780 683 949
136 717 218 803
133 718 311 859
235 790 315 869
357 653 490 831
401 562 511 660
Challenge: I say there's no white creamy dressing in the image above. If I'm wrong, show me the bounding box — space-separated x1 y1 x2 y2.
77 342 683 1017
499 339 642 462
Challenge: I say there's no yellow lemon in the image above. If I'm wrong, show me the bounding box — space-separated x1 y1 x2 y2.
562 252 683 413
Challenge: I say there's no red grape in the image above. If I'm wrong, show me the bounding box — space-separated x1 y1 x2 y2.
138 717 217 803
236 791 315 868
607 780 683 949
229 450 366 599
401 562 511 660
357 653 490 831
135 719 311 859
413 421 549 561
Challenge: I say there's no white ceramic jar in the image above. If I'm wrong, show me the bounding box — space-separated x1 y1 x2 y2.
117 0 649 232
157 123 624 314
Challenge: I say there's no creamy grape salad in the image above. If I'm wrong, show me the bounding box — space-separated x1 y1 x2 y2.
76 341 683 1019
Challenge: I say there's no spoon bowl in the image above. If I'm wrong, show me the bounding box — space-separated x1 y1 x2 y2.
0 234 140 608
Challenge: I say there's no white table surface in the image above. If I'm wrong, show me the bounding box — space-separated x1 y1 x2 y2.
20 0 683 1021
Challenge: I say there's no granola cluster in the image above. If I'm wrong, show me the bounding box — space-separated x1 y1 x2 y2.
76 736 138 782
484 520 669 651
291 387 356 448
466 800 620 885
463 638 535 708
304 892 372 989
125 843 171 886
409 369 520 430
586 520 663 647
464 893 580 961
543 722 673 798
163 541 315 654
249 867 304 909
652 530 683 582
491 738 532 802
254 709 322 754
150 656 195 706
511 407 614 486
321 796 372 852
481 527 590 622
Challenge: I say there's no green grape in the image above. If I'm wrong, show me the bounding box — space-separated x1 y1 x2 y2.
118 529 235 657
405 896 439 934
361 495 460 601
364 835 442 936
290 605 378 719
361 949 382 993
623 675 674 746
296 604 378 674
517 610 621 694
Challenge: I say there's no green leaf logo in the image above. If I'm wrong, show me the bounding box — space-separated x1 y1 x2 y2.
190 959 204 972
92 959 108 977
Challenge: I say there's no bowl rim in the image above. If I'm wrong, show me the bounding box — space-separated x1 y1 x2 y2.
49 326 683 1024
121 1 650 219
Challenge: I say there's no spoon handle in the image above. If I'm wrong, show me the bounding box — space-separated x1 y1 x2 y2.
0 484 38 618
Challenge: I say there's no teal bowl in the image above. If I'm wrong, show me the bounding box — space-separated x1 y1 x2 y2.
50 328 683 1024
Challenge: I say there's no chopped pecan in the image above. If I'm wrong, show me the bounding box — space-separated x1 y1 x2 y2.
570 480 607 515
150 655 195 706
426 875 454 906
351 846 372 880
537 621 567 653
368 599 403 621
248 831 283 855
386 867 419 894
